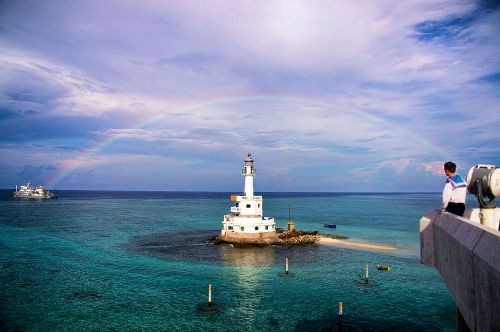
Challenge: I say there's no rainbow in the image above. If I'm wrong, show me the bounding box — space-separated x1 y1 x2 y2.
45 95 451 188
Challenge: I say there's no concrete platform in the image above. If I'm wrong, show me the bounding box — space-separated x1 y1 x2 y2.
420 209 500 331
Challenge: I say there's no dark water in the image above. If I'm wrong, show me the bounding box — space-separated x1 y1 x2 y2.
0 191 459 331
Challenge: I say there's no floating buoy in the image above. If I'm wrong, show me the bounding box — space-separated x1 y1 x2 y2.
376 264 391 271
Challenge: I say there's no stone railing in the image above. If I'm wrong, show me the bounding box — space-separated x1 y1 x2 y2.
420 210 499 331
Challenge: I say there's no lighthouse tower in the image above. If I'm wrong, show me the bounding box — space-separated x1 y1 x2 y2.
221 154 276 243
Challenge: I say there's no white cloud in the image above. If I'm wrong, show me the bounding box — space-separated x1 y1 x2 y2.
423 161 446 175
1 0 499 190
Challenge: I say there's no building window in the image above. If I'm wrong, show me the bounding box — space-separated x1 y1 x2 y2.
228 226 233 230
265 226 268 230
272 225 275 229
235 202 239 207
240 227 244 231
255 226 259 231
258 204 261 208
246 204 251 208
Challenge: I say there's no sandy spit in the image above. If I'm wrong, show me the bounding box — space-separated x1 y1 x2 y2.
318 237 397 251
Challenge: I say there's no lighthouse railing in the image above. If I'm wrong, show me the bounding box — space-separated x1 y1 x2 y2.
240 195 262 200
241 168 256 175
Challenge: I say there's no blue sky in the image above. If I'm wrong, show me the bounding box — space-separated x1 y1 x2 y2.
0 0 499 191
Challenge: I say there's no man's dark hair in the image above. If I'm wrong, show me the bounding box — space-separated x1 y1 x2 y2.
444 161 456 173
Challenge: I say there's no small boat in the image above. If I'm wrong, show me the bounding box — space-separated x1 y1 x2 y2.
324 224 336 228
376 264 391 271
13 181 57 200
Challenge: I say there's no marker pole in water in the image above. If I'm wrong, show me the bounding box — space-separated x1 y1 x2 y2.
208 284 212 306
365 264 369 284
336 301 344 330
285 258 289 274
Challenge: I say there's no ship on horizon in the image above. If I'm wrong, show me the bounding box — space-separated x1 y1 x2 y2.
13 181 57 199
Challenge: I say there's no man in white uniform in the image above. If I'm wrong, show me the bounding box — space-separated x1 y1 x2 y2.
442 161 467 216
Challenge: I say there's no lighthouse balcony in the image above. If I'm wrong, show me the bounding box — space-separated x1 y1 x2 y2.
241 195 263 200
231 195 263 202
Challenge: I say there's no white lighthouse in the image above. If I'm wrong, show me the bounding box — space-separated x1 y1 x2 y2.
221 154 277 243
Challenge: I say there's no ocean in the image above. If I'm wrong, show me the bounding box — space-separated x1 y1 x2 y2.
0 191 465 331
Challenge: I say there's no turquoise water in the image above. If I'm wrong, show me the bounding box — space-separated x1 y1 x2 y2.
0 191 459 331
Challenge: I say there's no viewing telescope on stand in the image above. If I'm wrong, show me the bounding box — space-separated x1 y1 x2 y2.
466 164 500 230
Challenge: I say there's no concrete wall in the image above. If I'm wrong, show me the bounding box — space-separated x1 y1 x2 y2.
220 231 278 245
420 210 500 331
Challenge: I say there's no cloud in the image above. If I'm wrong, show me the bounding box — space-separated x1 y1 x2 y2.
350 158 414 177
423 161 446 175
156 53 222 74
0 0 499 190
16 164 56 182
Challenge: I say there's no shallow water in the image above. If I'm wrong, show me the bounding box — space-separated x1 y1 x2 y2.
0 191 462 331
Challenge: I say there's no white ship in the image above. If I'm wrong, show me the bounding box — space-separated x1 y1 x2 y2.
13 181 57 199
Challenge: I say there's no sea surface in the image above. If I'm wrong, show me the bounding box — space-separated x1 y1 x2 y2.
0 191 471 331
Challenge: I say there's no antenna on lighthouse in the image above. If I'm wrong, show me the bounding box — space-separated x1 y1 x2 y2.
288 198 291 222
287 198 296 232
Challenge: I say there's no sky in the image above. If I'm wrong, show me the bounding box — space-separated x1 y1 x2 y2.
0 0 499 192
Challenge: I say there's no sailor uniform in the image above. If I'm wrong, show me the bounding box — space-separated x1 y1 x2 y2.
442 175 467 216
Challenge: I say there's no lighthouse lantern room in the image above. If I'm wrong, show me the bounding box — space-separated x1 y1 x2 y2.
221 154 276 238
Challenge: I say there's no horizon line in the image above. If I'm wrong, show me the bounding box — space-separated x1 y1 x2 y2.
1 188 441 194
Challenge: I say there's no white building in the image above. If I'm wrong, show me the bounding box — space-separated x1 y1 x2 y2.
221 154 276 239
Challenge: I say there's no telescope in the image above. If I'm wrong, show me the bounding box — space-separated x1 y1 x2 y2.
466 164 500 229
